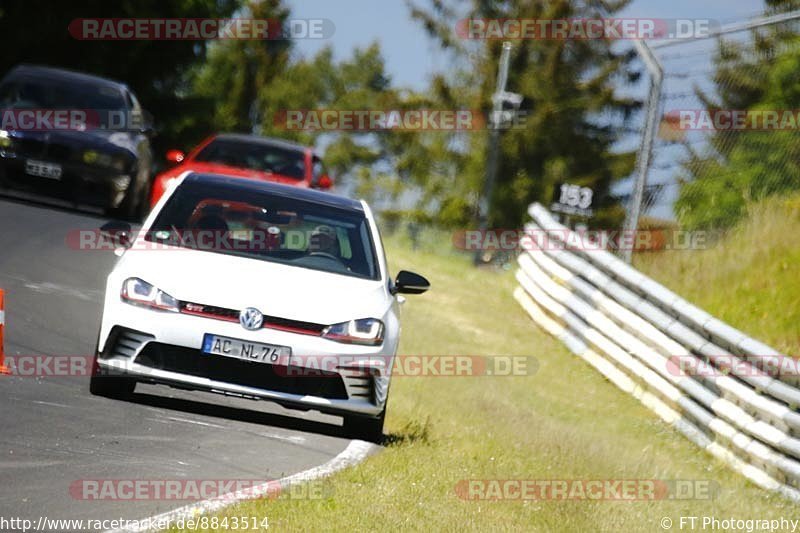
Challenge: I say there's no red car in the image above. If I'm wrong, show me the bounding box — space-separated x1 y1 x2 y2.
150 133 332 208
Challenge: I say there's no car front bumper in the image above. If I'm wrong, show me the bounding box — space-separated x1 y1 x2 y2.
97 303 392 418
0 152 132 208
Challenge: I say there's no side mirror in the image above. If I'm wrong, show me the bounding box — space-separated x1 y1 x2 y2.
391 270 430 295
166 149 185 164
100 220 133 249
317 174 333 189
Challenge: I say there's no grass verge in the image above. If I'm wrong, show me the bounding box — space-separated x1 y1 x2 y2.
634 196 800 355
172 220 797 532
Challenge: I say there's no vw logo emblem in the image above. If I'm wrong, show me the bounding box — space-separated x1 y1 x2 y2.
239 307 264 331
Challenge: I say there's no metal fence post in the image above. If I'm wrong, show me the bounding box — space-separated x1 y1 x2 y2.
474 42 514 266
621 39 663 264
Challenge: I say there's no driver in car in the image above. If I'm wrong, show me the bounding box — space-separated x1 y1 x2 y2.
307 225 339 257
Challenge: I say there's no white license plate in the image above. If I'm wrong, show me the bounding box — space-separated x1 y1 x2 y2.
25 159 62 179
201 334 290 364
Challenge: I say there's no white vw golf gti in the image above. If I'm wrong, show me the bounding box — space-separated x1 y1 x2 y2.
91 173 429 441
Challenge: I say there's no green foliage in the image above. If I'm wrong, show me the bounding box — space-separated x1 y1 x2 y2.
253 43 430 210
193 1 291 135
406 0 639 229
677 2 800 230
0 0 242 153
1 0 640 231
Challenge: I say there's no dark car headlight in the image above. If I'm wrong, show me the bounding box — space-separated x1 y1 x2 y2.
82 150 128 172
0 130 13 149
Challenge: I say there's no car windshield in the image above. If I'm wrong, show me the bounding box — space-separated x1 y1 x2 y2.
194 139 306 179
145 180 379 280
0 77 127 111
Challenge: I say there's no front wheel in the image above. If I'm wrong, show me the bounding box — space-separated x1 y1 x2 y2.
90 355 136 398
134 178 153 221
89 375 136 398
344 409 385 443
107 166 149 222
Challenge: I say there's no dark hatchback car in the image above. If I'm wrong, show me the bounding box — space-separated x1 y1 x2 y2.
0 65 153 219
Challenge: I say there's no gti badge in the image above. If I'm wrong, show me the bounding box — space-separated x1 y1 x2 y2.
239 307 264 331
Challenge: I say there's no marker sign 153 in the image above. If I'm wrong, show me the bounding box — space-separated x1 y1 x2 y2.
552 183 594 217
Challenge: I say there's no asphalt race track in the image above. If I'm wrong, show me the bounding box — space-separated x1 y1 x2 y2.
0 195 357 528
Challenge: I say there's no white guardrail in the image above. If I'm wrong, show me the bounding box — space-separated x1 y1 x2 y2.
514 203 800 501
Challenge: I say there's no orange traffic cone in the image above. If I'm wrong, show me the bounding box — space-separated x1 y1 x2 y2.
0 289 9 375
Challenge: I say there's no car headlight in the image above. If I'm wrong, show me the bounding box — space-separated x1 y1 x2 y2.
322 318 384 346
120 278 179 312
83 150 127 171
0 130 13 148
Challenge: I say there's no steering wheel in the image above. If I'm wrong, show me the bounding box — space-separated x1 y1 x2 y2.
308 251 342 262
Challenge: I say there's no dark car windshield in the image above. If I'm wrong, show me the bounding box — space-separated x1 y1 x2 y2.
0 77 127 111
146 180 378 280
194 138 306 179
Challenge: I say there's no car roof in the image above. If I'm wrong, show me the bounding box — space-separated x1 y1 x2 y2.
184 173 363 212
2 64 128 91
212 133 311 154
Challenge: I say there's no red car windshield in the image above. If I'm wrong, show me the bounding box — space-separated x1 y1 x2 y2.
193 138 306 179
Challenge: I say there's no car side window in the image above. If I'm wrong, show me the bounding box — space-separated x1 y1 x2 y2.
312 158 326 180
126 90 146 129
125 90 140 111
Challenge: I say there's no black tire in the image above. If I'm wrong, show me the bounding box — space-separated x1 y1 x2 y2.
135 178 153 221
90 355 136 398
107 166 149 222
344 409 385 443
89 374 136 398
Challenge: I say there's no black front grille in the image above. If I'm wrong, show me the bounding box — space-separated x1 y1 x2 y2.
134 342 349 400
12 138 74 160
47 142 74 161
265 315 326 334
12 137 43 158
345 374 374 403
103 327 154 358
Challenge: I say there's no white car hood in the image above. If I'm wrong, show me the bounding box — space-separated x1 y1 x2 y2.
113 247 389 325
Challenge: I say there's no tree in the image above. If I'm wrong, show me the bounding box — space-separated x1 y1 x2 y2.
254 43 417 208
676 0 800 230
404 0 640 229
193 0 292 135
0 0 242 153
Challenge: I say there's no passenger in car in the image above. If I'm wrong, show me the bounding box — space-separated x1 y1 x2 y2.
307 225 339 257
